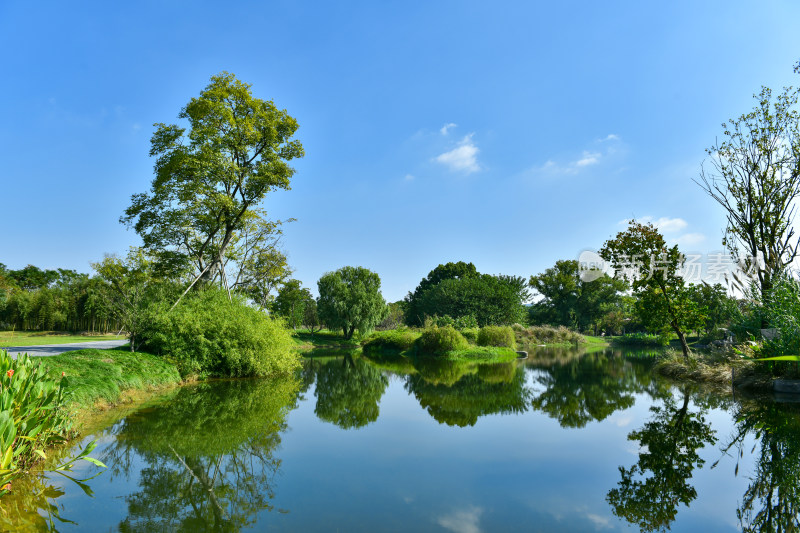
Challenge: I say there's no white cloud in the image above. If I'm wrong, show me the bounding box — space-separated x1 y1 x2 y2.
437 506 483 533
440 122 458 135
525 135 624 177
435 134 480 173
620 216 688 234
586 513 613 530
404 174 415 181
673 232 706 246
575 151 601 167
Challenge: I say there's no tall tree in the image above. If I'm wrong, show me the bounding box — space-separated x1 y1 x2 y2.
600 221 697 358
696 66 800 299
121 72 304 288
317 266 387 339
404 261 478 326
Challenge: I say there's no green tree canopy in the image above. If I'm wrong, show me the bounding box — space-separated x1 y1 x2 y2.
121 72 303 289
405 265 527 327
317 266 387 339
529 259 627 331
273 279 313 330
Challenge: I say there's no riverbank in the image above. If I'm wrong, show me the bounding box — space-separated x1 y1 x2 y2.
653 349 782 392
35 348 184 424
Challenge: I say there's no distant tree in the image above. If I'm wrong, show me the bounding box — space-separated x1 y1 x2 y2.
377 301 405 330
696 68 800 300
92 248 173 350
121 72 304 290
600 221 698 359
317 266 387 339
302 298 323 333
411 274 527 326
529 259 627 331
684 283 738 337
404 262 478 326
273 279 312 330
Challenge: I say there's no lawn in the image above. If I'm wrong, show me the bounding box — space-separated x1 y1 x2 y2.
0 331 126 347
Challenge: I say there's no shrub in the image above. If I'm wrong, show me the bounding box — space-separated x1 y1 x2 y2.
479 326 513 348
416 326 469 356
611 332 670 347
362 329 420 354
514 325 584 351
0 350 74 496
140 288 300 378
460 328 479 344
477 326 517 349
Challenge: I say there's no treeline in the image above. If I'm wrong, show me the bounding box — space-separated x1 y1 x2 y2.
0 263 121 332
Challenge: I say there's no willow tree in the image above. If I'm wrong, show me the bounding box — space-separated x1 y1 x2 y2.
696 69 800 299
121 72 304 288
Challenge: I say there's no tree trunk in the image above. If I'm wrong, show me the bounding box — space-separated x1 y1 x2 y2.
672 321 691 359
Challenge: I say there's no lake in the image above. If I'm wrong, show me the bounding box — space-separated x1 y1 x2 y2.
5 347 798 532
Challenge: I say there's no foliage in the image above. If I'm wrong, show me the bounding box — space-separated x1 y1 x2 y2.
600 221 698 358
424 314 479 329
408 273 527 327
0 264 120 333
404 261 479 326
612 332 670 347
317 266 388 340
272 279 313 330
312 356 388 429
477 325 516 348
696 77 800 299
362 329 420 355
460 327 479 344
0 350 79 496
684 283 738 337
302 298 323 333
514 325 584 351
121 72 303 289
37 348 182 410
415 325 469 356
376 301 405 330
529 259 627 331
92 247 176 351
760 276 800 359
139 288 300 377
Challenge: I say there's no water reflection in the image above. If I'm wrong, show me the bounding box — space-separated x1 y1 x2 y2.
405 362 531 427
102 378 299 532
311 355 389 429
606 387 717 532
525 349 667 428
721 399 800 531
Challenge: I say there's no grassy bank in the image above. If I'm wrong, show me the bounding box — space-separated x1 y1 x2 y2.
0 331 126 348
651 349 785 392
34 349 182 413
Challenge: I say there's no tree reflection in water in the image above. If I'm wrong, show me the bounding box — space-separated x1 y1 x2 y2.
606 387 717 532
405 360 531 427
720 399 800 532
312 354 389 429
101 378 300 532
526 350 666 428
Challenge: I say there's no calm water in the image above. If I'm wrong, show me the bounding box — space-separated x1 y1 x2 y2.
6 347 800 532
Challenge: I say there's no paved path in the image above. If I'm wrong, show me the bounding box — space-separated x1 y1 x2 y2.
2 340 130 358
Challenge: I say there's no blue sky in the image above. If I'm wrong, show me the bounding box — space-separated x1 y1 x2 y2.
2 1 800 301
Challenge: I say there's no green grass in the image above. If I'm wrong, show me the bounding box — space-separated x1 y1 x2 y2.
443 346 519 362
34 348 181 411
0 331 126 347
